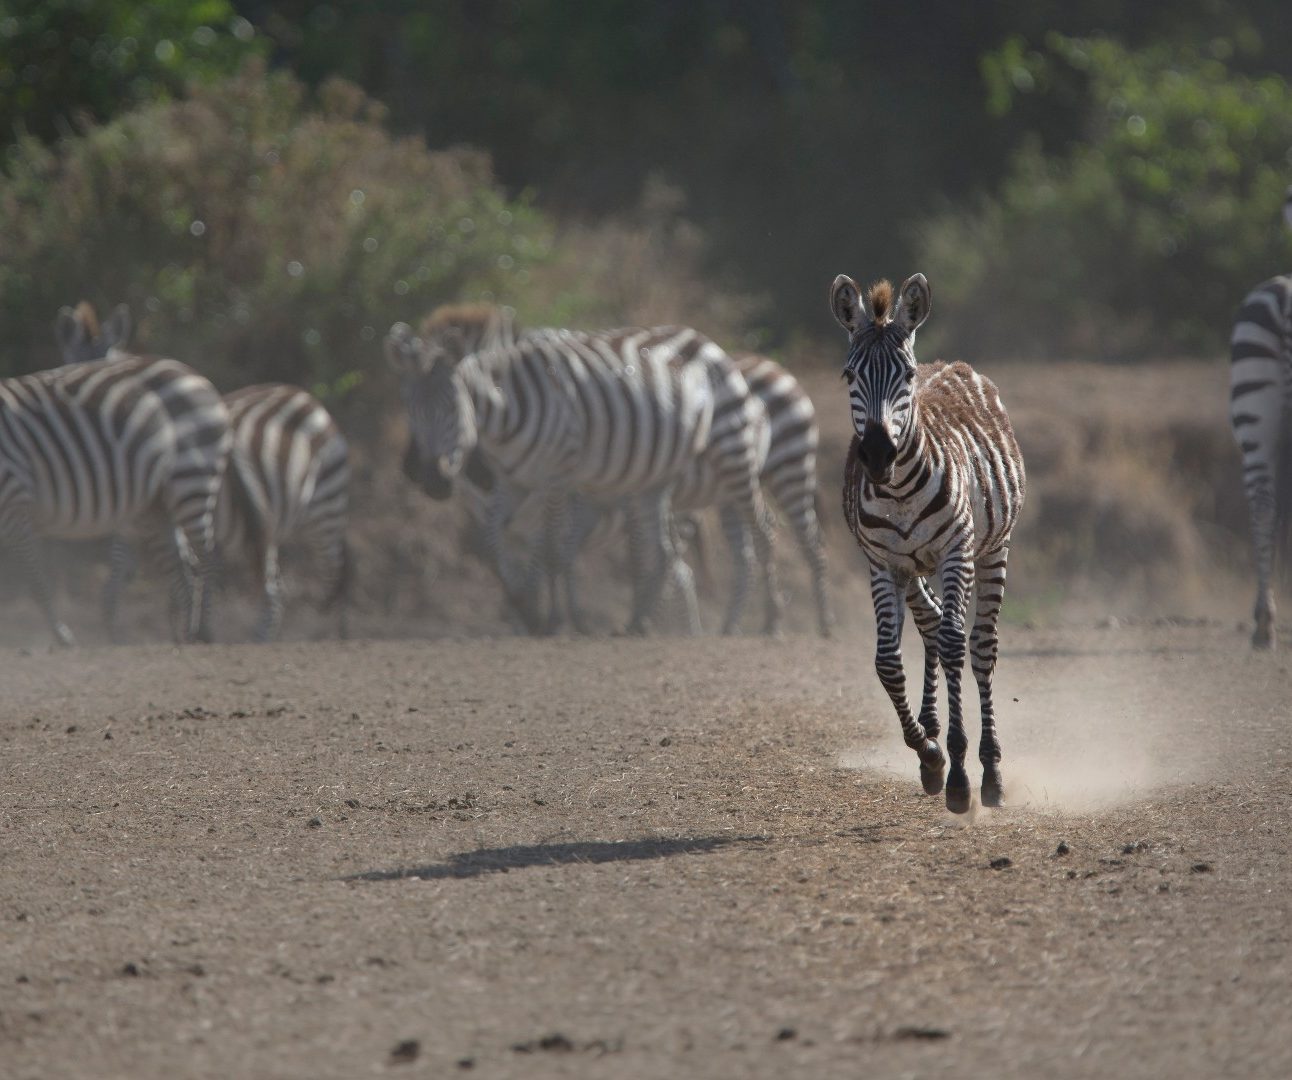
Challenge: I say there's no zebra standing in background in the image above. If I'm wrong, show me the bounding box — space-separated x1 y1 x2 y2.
1228 186 1292 649
56 303 351 642
212 384 350 641
387 307 776 635
832 273 1025 814
0 356 229 645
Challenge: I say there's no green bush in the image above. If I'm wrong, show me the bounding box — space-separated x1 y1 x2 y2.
919 35 1292 361
0 62 552 415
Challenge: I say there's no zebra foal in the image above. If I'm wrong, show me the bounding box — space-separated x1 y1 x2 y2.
831 273 1025 813
1229 187 1292 649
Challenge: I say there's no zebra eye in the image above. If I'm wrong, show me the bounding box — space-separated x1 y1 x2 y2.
841 368 855 385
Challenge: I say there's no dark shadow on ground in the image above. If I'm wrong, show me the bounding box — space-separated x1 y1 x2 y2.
346 834 767 883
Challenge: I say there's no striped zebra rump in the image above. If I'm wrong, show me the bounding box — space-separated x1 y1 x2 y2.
1229 274 1292 648
214 384 350 641
0 356 230 645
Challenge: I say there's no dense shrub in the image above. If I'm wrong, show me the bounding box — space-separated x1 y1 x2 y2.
0 63 552 418
918 36 1292 361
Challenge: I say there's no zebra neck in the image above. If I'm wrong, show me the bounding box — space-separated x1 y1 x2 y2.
458 352 510 445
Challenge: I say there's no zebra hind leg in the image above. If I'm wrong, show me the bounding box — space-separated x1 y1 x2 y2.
253 542 285 643
102 535 139 644
971 548 1010 807
4 511 75 646
623 491 675 636
936 554 975 814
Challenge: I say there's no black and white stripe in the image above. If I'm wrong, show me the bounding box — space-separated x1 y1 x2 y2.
832 272 1025 814
211 384 350 641
0 356 229 645
387 306 774 635
1228 187 1292 649
1229 273 1292 648
56 303 350 642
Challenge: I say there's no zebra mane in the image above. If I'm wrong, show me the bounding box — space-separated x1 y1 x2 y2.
419 303 519 365
867 280 894 325
73 301 100 340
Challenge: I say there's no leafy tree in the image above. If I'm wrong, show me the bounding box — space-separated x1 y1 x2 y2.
0 63 551 419
919 35 1292 360
0 0 260 146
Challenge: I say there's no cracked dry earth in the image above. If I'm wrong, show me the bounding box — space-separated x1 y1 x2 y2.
2 625 1290 1079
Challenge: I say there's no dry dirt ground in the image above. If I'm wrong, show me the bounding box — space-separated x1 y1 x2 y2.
3 624 1290 1079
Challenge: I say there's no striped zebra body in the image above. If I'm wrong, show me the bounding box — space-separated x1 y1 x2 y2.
510 352 830 636
388 307 773 635
832 273 1025 814
0 357 229 644
212 384 350 641
1229 273 1292 648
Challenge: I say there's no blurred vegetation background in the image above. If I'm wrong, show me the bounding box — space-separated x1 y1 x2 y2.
1 0 1289 628
1 0 1291 400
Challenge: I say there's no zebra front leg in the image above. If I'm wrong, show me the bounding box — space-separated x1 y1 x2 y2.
870 566 944 794
936 551 975 814
971 547 1010 807
623 490 674 635
750 491 783 637
905 576 942 743
102 535 139 643
718 504 753 634
2 510 75 646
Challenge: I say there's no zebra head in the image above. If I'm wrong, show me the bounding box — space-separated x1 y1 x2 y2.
54 302 132 365
385 321 479 502
829 273 931 485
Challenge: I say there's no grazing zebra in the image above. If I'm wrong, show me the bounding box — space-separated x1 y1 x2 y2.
210 384 351 641
501 352 832 637
0 356 229 645
56 304 350 642
1229 189 1292 649
387 306 775 635
832 273 1025 813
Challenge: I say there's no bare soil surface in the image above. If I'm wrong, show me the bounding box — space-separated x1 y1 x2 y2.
3 624 1290 1079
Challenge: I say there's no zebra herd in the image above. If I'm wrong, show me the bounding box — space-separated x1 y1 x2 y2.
0 302 352 645
0 179 1287 815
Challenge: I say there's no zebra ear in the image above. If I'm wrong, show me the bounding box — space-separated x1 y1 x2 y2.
384 322 421 374
830 275 866 335
55 306 85 352
893 273 931 335
101 304 132 351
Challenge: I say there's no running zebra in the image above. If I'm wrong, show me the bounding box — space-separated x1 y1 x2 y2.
56 304 351 642
0 355 229 645
386 306 774 635
1228 188 1292 649
832 273 1025 813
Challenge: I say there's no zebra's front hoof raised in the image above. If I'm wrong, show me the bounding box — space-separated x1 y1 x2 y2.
945 766 972 814
917 739 945 795
981 767 1005 808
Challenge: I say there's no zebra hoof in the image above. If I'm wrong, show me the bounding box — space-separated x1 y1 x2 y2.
945 771 972 815
1251 626 1274 650
920 762 945 796
53 624 77 648
981 770 1005 808
918 739 945 794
